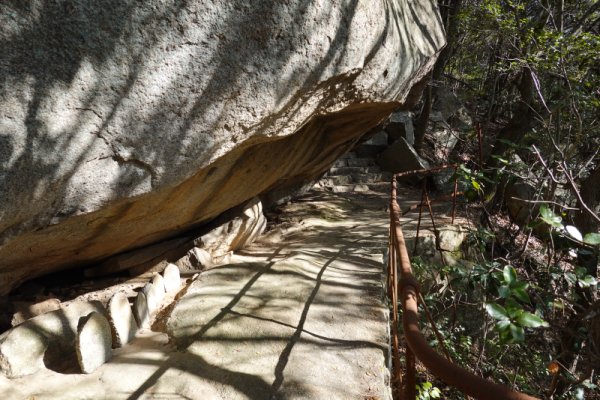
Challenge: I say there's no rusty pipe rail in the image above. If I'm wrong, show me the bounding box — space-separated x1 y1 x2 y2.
389 176 538 400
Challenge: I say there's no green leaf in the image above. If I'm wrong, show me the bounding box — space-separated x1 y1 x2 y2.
485 303 509 320
578 275 598 288
510 323 525 342
565 272 578 285
512 287 531 303
583 232 600 245
498 285 511 298
505 298 522 318
496 320 511 330
471 179 482 191
503 265 517 285
539 205 562 228
516 312 549 328
491 155 509 164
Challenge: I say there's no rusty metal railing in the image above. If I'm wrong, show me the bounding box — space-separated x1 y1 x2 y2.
388 175 539 400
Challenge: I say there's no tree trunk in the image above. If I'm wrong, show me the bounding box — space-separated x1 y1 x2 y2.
413 81 432 153
486 66 535 168
574 162 600 234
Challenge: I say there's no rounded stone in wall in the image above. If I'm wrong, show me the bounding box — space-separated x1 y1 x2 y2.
152 273 166 294
107 292 138 348
163 263 181 293
76 312 113 374
133 292 150 328
141 283 160 316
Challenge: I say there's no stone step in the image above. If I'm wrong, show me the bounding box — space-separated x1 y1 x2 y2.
320 176 352 186
363 130 388 146
345 158 375 167
352 172 392 184
331 184 370 193
366 182 391 193
322 171 393 186
353 144 386 158
328 166 383 175
332 159 348 168
339 151 358 160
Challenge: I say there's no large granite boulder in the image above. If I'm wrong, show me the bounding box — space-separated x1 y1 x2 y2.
376 137 430 176
0 0 445 294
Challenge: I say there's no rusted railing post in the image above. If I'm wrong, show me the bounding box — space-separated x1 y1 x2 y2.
413 182 426 254
423 185 446 266
477 122 484 169
452 168 458 224
389 177 403 399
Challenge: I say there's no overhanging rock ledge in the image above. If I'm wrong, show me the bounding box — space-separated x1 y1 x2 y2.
0 0 445 294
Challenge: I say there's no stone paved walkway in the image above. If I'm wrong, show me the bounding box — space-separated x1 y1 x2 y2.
1 189 395 400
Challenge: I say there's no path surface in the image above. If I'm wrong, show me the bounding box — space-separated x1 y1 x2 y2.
1 189 401 400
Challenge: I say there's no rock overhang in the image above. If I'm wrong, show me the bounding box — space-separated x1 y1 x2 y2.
0 0 445 294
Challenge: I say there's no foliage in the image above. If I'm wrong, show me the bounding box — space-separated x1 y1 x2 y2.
401 0 600 397
416 381 442 400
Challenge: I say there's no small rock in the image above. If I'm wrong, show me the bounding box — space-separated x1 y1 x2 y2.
107 293 138 348
437 225 467 252
190 247 213 269
163 263 181 293
133 292 150 328
76 312 112 374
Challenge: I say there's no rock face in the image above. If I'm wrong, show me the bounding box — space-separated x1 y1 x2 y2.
0 0 445 294
377 137 430 176
385 111 415 145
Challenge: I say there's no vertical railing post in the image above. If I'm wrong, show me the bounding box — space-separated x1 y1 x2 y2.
413 182 426 254
389 175 403 399
452 168 458 225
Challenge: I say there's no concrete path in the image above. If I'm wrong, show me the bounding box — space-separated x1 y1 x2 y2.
1 190 393 400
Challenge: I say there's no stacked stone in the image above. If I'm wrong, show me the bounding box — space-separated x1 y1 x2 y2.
0 264 182 377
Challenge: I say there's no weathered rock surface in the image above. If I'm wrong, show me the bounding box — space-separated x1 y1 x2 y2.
505 181 539 226
377 137 430 177
385 111 415 145
188 247 214 270
194 197 267 262
0 301 106 378
76 312 112 374
0 0 445 294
